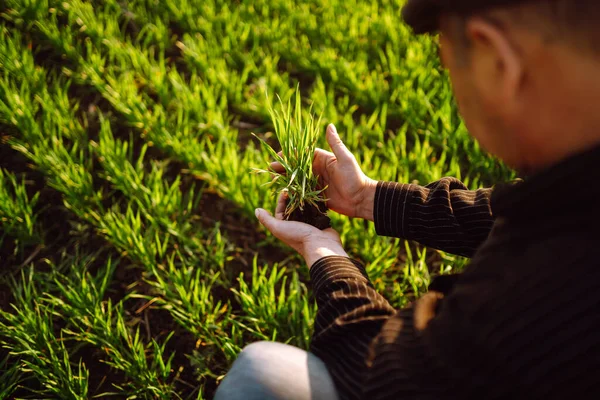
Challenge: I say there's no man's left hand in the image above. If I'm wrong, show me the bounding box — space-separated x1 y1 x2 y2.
255 192 349 268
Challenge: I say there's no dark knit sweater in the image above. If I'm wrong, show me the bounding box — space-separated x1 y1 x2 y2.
309 144 600 399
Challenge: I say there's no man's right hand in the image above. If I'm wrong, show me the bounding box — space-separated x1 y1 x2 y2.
270 123 377 221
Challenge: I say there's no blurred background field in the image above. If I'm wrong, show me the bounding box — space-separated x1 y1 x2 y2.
0 0 514 398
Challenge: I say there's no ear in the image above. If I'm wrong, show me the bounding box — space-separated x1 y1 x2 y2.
465 17 524 115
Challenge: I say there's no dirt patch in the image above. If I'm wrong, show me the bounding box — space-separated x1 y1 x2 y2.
78 345 130 397
0 133 78 268
288 200 330 230
130 299 202 395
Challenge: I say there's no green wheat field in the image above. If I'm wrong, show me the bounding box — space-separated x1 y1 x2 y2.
0 0 516 398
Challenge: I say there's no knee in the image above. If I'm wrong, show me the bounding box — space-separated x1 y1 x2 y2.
237 341 281 363
238 341 271 361
215 341 339 400
214 342 278 400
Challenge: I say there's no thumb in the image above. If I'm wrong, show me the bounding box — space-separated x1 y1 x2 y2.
326 124 354 163
255 208 282 236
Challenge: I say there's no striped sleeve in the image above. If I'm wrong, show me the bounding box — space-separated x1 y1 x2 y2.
309 256 396 400
309 256 451 400
374 178 494 257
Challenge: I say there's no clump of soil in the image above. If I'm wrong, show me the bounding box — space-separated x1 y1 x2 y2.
287 200 331 230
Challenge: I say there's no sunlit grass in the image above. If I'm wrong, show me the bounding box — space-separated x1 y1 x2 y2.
0 0 514 397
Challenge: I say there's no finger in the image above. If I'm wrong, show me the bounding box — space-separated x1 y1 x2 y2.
270 151 286 174
269 161 285 173
255 208 284 237
414 291 444 331
314 148 334 168
326 124 354 163
314 148 334 159
275 190 288 220
313 148 333 185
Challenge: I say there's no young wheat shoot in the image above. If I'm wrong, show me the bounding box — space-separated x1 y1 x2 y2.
252 89 328 227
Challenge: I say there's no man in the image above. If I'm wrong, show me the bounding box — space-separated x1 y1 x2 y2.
215 0 600 398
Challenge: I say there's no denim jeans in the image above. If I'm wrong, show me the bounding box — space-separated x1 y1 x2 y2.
214 341 340 400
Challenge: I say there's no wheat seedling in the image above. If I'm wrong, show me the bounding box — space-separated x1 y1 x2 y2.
252 88 330 229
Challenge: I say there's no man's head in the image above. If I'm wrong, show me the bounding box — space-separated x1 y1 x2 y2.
403 0 600 173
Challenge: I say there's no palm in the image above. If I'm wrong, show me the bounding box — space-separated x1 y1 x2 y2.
256 191 348 267
316 154 365 218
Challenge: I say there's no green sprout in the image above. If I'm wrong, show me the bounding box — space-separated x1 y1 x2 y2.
253 88 327 220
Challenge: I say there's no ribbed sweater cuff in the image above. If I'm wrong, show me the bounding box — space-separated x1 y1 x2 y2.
310 256 370 294
374 181 414 238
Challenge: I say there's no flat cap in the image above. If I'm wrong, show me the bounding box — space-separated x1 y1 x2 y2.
402 0 530 34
